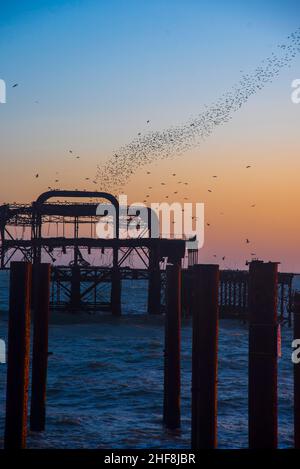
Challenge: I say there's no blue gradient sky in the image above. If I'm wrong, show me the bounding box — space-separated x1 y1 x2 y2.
0 1 300 269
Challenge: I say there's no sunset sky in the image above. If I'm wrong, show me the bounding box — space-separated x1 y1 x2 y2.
0 0 300 271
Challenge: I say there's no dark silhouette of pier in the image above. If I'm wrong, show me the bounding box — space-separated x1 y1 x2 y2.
0 190 294 321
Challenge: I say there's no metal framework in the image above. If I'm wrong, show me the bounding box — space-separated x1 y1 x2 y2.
0 190 186 313
0 190 294 320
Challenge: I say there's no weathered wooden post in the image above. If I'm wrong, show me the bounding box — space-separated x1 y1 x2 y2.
191 264 219 449
5 261 32 449
147 246 161 314
248 260 278 449
30 263 51 431
163 262 181 429
294 292 300 448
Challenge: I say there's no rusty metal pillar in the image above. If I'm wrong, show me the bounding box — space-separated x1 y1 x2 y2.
248 260 278 449
30 263 51 431
294 292 300 448
5 262 32 449
163 262 181 429
191 264 219 449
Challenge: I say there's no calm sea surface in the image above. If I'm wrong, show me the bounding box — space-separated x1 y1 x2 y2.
0 271 296 448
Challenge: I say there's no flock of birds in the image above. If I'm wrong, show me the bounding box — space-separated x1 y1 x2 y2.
12 27 300 265
95 27 300 193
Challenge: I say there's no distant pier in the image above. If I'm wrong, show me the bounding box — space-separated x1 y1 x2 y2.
0 190 294 322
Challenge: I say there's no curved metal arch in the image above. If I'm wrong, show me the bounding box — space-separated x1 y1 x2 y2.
34 190 119 208
33 190 120 239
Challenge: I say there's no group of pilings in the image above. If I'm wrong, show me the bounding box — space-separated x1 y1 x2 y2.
3 259 300 449
163 260 298 448
5 262 51 448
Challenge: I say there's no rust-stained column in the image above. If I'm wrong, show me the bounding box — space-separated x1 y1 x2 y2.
163 262 181 429
248 260 278 449
294 292 300 448
191 264 219 449
30 263 51 431
5 262 32 449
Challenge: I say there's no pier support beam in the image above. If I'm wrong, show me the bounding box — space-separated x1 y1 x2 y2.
163 262 181 429
5 262 32 449
248 260 278 449
70 265 81 309
30 263 51 432
294 292 300 448
191 264 219 449
147 247 161 314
